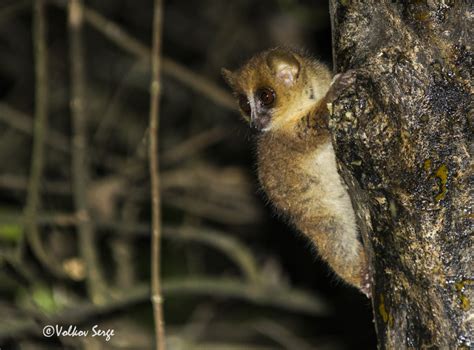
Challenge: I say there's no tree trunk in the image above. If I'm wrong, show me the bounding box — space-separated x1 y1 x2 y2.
329 1 472 349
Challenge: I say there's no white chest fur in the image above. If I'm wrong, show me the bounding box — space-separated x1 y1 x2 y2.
308 141 358 253
310 142 354 211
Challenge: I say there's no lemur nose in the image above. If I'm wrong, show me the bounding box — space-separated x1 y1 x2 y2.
250 114 270 131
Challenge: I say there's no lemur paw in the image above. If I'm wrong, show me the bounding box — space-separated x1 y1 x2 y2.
326 69 357 102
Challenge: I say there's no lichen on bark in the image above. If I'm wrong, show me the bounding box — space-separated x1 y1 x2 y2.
329 1 473 349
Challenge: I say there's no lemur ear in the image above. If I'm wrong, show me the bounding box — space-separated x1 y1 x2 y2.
266 49 300 86
221 68 236 88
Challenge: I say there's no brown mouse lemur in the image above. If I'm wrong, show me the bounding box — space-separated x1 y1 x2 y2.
222 48 370 296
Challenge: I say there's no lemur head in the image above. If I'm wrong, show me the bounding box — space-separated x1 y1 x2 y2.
222 48 331 133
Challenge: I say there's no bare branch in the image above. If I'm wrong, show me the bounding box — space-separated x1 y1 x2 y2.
68 0 107 303
161 127 228 165
0 102 129 170
162 278 330 316
0 103 70 152
163 226 260 283
0 173 70 195
149 0 166 348
23 0 66 278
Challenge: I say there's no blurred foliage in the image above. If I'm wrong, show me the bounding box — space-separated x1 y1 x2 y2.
0 223 23 242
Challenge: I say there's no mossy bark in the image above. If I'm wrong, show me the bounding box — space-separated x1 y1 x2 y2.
329 1 472 349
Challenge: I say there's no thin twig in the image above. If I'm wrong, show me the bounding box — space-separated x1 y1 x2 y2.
0 173 70 195
163 278 330 316
0 210 81 227
161 127 228 165
164 194 260 225
0 102 70 152
111 199 138 289
0 102 128 170
160 58 235 110
49 0 236 110
164 226 259 283
23 0 66 278
149 0 166 348
68 0 107 304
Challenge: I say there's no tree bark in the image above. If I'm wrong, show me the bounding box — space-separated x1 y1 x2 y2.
329 1 472 349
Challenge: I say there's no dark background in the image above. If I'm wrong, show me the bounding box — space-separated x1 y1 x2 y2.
0 0 375 348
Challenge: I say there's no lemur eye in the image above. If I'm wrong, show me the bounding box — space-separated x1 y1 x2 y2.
238 95 251 115
257 87 275 106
